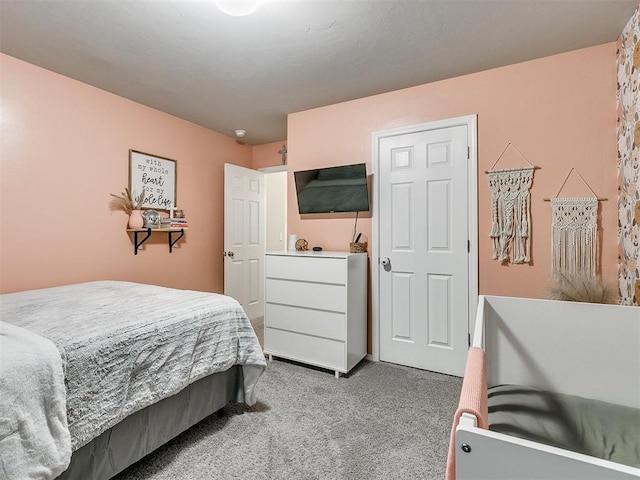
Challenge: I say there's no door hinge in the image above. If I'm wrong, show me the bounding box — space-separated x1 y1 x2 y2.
467 240 470 252
467 146 470 159
468 333 471 347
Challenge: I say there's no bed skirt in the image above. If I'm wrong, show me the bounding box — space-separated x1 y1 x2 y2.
57 365 243 480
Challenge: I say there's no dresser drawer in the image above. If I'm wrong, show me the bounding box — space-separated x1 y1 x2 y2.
265 303 345 340
264 327 345 371
266 255 346 284
265 278 346 312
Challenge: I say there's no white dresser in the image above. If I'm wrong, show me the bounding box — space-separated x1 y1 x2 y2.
264 250 367 377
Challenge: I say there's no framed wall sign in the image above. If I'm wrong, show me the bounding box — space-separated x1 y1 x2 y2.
129 150 177 210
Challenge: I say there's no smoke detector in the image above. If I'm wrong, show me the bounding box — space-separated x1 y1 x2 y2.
234 129 246 138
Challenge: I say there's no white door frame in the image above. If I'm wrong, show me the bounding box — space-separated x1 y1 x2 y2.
371 114 478 362
258 165 287 174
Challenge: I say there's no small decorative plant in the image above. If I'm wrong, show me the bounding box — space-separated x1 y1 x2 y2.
547 272 616 304
109 187 145 215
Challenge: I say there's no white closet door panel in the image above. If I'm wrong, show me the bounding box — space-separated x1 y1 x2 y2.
249 200 260 245
265 278 346 312
232 198 244 246
391 183 413 250
265 328 345 371
427 180 451 251
266 256 345 285
391 272 413 341
265 303 345 340
427 273 452 347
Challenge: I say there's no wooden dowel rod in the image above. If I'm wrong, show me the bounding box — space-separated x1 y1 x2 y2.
543 198 608 202
484 166 541 174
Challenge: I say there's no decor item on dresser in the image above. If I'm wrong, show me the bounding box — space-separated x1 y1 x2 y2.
485 143 538 264
295 238 308 251
350 232 367 253
287 234 298 251
0 281 265 480
350 241 367 253
544 168 608 278
129 150 177 210
264 251 367 378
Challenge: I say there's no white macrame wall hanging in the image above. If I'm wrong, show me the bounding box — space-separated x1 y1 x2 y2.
550 197 598 277
545 168 606 278
486 143 537 264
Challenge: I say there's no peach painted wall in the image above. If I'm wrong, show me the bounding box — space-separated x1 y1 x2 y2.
252 141 287 169
287 43 618 300
0 53 252 294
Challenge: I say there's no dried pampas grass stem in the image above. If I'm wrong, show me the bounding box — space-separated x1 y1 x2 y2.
109 187 145 215
547 272 616 304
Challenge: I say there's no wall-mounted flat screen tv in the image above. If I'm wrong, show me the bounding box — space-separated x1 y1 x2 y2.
294 163 370 214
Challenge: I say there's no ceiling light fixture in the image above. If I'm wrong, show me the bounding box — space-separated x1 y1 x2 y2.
215 1 262 17
234 129 246 138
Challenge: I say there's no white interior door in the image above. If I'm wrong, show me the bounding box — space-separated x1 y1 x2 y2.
224 163 265 320
377 122 471 376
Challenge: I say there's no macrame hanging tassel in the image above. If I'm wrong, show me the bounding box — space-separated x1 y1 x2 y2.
487 166 534 264
551 197 598 278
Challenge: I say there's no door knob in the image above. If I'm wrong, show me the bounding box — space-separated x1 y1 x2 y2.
381 257 390 266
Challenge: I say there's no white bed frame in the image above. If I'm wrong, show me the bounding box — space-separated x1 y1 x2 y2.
454 295 640 480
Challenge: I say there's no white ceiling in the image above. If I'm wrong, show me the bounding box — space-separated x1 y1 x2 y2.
1 0 637 145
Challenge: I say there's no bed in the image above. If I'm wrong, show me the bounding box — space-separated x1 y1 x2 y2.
0 281 266 480
447 295 640 480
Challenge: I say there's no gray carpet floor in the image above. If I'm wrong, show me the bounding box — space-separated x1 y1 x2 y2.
114 319 462 480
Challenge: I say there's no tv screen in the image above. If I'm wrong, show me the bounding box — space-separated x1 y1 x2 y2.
294 163 370 214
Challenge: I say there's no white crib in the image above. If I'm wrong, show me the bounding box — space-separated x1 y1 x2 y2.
452 295 640 480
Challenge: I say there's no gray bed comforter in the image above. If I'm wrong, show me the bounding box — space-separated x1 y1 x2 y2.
0 321 71 479
1 281 266 451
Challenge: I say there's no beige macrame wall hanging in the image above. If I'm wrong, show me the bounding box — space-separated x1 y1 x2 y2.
486 143 538 264
544 168 607 278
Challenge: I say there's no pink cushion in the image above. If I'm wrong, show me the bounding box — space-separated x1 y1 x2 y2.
445 347 488 480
